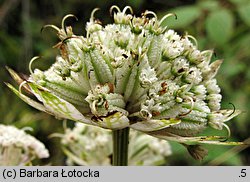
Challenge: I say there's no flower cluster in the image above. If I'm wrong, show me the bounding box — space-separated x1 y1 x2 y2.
7 6 242 160
61 123 112 166
0 124 49 165
59 123 171 165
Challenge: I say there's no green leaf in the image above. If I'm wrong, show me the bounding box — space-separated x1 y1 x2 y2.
203 145 243 165
127 0 143 8
238 3 250 26
206 9 234 45
229 0 249 5
198 0 220 11
160 6 201 29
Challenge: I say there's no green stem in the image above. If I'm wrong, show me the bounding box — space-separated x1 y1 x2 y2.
112 127 130 166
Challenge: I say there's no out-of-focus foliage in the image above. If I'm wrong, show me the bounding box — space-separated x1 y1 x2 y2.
0 0 249 165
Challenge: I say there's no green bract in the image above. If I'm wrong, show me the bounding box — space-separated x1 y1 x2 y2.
6 6 243 160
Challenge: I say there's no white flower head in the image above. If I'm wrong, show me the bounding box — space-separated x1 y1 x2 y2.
0 124 49 165
61 123 171 165
7 6 243 161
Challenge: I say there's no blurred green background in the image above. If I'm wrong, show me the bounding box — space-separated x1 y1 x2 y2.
0 0 249 165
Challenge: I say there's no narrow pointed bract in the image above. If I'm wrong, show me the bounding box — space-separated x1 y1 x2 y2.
7 6 244 160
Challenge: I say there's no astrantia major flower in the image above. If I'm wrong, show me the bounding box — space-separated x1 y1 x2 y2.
57 123 171 166
6 6 243 160
0 124 49 165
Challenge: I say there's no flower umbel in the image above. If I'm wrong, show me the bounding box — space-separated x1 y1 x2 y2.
57 123 171 166
0 124 49 165
6 6 244 160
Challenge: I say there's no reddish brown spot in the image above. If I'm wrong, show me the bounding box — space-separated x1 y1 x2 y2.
161 81 167 88
104 100 109 109
159 90 165 96
152 111 160 116
107 83 114 93
159 81 168 95
69 135 76 141
53 41 69 61
60 44 69 60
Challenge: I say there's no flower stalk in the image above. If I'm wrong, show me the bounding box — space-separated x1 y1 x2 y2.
112 127 130 166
